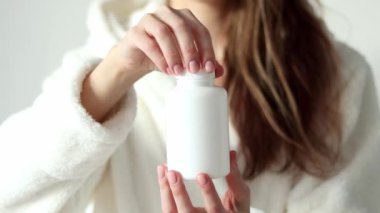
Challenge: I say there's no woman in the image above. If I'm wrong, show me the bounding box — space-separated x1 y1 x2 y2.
0 0 379 212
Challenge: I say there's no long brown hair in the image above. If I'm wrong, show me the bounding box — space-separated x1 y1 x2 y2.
225 0 342 179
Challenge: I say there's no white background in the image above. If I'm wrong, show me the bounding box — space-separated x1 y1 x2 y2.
0 0 379 122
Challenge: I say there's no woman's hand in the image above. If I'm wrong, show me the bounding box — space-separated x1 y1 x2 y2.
117 5 224 77
157 151 251 213
81 5 223 122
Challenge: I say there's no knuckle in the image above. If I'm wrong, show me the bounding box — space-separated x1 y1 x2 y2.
184 45 197 57
157 5 172 13
158 179 168 188
171 184 185 197
199 26 211 39
201 182 216 194
180 8 193 16
194 22 210 38
126 26 139 39
171 188 183 197
156 24 171 38
173 19 188 31
167 49 180 60
128 26 139 34
202 185 214 194
144 39 157 52
140 13 154 24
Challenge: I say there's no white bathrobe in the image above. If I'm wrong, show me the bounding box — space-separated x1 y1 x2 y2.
0 0 379 212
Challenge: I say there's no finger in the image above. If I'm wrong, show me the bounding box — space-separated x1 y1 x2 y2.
167 171 194 211
195 207 207 213
226 151 250 200
155 6 201 73
129 26 169 73
215 62 224 78
140 13 184 75
157 165 177 213
177 9 217 73
196 173 225 212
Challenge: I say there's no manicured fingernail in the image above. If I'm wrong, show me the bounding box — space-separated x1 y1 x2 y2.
173 64 183 75
189 60 200 73
204 61 215 73
157 165 165 179
167 171 177 184
197 174 208 186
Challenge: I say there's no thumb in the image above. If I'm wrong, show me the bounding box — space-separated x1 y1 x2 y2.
215 62 224 78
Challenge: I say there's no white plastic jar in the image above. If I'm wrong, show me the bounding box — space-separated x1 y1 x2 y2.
165 71 230 180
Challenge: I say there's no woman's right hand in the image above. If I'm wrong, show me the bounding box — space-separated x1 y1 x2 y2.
116 5 223 78
81 5 223 122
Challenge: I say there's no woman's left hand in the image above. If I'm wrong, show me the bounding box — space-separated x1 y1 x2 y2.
157 151 251 213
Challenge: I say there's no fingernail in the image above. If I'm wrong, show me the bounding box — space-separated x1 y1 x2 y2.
196 174 208 186
173 64 183 75
189 60 200 73
167 171 177 184
204 61 215 73
157 165 165 179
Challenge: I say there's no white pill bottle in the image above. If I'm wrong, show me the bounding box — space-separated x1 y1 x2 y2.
165 71 230 180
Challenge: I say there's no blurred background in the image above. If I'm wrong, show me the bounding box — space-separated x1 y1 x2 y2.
0 0 379 122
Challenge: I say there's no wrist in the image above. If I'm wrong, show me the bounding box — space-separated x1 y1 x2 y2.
81 47 141 122
107 45 147 86
100 46 139 88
